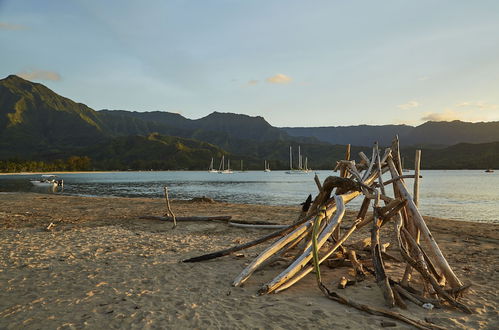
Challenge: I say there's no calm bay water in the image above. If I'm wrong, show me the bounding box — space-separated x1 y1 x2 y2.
0 170 497 223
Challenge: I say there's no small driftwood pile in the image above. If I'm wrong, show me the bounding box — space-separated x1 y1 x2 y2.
183 137 472 329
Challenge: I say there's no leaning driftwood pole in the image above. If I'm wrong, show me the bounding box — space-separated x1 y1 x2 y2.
259 196 346 294
274 216 360 293
232 215 316 286
387 157 463 289
182 213 313 263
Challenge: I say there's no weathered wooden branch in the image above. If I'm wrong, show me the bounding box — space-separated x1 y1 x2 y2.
228 222 288 229
318 283 445 330
182 214 312 263
414 150 422 207
259 196 346 293
314 174 322 191
347 249 366 281
232 218 316 287
274 217 361 293
383 175 423 186
141 215 232 222
307 176 361 216
371 206 395 307
164 186 177 228
387 157 463 289
396 219 472 314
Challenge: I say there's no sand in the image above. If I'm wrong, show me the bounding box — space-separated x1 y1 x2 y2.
0 192 497 329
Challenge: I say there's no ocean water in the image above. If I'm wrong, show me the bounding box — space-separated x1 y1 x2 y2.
0 170 497 223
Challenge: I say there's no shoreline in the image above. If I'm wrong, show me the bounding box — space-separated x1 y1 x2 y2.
1 192 498 329
1 189 498 224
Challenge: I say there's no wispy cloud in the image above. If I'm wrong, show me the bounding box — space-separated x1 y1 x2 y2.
421 101 499 122
266 73 292 84
247 79 259 86
0 22 27 30
456 101 499 111
421 110 459 121
17 70 61 81
397 100 420 110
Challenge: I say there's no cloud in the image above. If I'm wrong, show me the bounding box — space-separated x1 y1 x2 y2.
421 102 499 122
456 101 499 111
266 73 292 84
247 80 259 85
397 100 420 110
17 70 61 81
0 22 27 30
421 110 459 121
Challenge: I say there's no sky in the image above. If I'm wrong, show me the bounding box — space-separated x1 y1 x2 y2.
1 0 499 127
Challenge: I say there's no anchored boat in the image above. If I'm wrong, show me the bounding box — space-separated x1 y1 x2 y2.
30 175 63 187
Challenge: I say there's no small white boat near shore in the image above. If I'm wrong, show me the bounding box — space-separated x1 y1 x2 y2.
30 175 64 187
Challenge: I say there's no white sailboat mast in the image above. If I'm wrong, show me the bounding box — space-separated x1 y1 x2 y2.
219 155 224 171
289 146 293 170
298 145 302 170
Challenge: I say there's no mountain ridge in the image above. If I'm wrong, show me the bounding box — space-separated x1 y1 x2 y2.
1 75 498 170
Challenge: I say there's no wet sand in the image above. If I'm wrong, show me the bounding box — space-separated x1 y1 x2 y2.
0 192 497 329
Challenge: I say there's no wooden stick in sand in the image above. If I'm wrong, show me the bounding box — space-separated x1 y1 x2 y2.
413 149 422 207
163 186 177 228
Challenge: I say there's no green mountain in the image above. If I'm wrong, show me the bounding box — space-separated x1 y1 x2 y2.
401 142 499 170
403 120 499 147
0 75 110 158
283 125 413 147
100 110 290 142
1 74 498 171
283 121 499 147
85 133 228 171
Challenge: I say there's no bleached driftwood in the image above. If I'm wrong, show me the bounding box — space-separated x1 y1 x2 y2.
258 196 345 293
183 136 472 324
414 149 422 207
387 157 463 289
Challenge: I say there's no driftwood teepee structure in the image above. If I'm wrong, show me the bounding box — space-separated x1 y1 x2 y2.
183 137 471 329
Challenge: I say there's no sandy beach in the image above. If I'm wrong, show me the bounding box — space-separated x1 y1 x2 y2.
0 192 497 329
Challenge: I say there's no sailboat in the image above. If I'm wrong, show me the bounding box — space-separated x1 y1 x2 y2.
239 160 246 173
264 160 271 172
303 156 311 173
286 146 309 174
208 157 218 173
218 155 233 174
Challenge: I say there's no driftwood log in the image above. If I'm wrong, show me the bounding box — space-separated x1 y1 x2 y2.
181 138 472 326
